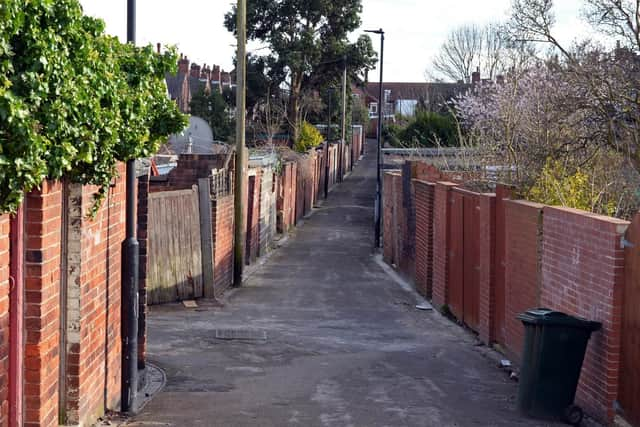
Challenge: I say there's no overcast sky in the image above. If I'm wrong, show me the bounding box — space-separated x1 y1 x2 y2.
79 0 588 82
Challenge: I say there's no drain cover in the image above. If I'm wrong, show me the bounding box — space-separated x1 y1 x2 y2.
214 329 267 341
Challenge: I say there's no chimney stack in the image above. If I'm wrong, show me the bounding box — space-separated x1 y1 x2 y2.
190 63 201 79
201 64 211 80
471 67 481 85
211 65 221 82
178 54 189 74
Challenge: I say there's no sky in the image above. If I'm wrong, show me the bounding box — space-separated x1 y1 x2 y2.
79 0 588 82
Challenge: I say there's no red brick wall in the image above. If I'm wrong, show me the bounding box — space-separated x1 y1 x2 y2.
413 180 435 298
150 154 228 192
477 194 496 344
0 215 9 426
540 207 629 424
60 170 125 426
382 173 395 264
431 182 457 309
213 194 234 294
503 200 544 361
493 185 513 345
24 180 62 427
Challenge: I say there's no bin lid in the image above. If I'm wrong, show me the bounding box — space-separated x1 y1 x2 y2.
517 308 602 331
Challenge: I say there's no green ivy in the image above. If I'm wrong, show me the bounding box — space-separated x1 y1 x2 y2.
0 0 187 214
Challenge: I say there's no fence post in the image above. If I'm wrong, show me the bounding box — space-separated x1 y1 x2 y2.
199 178 215 298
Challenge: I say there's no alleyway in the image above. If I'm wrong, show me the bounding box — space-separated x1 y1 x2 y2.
129 141 555 427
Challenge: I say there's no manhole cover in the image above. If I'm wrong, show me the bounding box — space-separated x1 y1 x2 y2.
214 329 267 341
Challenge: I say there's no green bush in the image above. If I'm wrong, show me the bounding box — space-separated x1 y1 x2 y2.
382 123 403 147
0 0 187 213
527 159 617 216
294 122 324 153
400 111 458 147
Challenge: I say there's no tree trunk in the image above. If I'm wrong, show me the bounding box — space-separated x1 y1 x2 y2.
288 73 302 146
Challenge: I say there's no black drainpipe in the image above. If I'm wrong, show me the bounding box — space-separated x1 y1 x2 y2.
121 0 139 413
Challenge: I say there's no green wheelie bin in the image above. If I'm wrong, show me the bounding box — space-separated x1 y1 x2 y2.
516 308 601 426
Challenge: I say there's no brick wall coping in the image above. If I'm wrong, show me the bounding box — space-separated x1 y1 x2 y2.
504 199 546 210
452 187 496 197
411 179 436 186
434 181 458 187
544 206 630 231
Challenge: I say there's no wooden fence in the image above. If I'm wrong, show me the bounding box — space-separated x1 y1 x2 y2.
147 187 203 304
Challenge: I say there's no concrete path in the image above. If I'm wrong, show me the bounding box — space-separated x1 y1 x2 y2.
128 141 557 427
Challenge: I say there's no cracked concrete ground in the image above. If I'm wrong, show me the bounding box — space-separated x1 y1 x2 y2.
128 140 560 427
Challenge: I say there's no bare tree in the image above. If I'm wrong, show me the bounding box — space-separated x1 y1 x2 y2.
583 0 640 52
483 23 506 79
431 23 520 83
432 24 485 83
255 89 287 146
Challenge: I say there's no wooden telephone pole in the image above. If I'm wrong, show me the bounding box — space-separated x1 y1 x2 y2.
233 0 247 285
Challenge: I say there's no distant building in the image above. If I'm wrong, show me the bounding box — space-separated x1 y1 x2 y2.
353 81 471 119
164 53 235 114
353 70 504 137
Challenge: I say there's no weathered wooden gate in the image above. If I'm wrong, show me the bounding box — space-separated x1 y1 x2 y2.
147 188 203 304
620 213 640 426
448 189 481 331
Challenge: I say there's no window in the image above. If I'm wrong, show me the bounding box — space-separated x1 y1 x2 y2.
369 102 378 114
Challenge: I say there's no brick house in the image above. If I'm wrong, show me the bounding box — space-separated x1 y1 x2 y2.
165 54 235 114
353 81 470 119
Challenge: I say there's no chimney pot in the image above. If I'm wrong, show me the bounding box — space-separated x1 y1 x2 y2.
190 63 202 78
178 54 190 74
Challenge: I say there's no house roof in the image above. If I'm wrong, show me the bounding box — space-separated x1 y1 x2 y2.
362 82 470 103
165 72 187 100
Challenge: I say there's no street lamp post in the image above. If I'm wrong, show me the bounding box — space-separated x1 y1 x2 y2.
122 0 139 413
364 28 384 248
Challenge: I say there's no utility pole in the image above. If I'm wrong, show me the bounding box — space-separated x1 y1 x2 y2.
341 55 348 180
365 28 384 248
233 0 247 286
324 88 332 199
122 0 139 413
